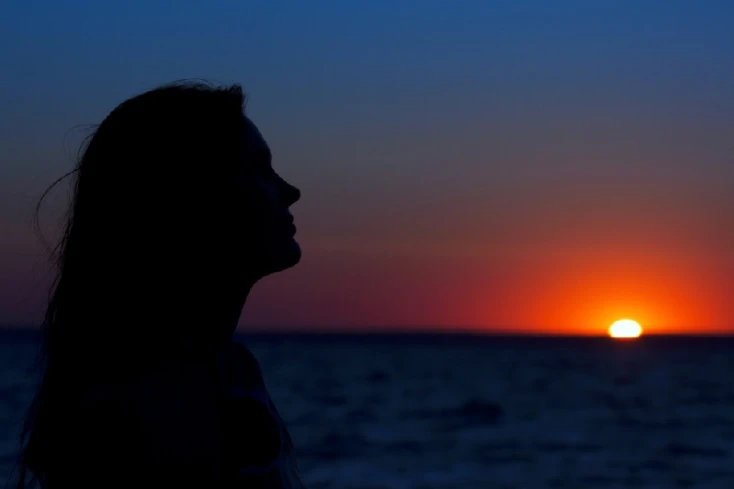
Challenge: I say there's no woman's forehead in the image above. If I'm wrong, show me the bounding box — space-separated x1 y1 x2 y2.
242 117 269 152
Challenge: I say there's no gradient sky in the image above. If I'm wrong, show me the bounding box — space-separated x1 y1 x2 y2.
1 1 733 334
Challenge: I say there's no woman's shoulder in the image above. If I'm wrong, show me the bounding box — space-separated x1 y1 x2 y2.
76 366 223 471
76 381 136 428
69 382 142 476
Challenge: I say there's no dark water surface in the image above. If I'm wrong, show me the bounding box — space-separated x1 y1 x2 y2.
2 329 733 488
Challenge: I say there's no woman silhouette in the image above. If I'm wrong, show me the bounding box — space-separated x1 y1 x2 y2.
16 81 307 488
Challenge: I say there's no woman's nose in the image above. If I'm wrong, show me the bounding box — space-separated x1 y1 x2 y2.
282 180 300 206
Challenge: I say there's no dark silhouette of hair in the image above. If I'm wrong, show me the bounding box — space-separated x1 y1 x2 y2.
15 80 255 488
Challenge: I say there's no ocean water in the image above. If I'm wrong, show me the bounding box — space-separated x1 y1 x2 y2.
1 329 734 488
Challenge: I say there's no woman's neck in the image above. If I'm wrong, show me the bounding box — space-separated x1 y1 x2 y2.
176 280 253 352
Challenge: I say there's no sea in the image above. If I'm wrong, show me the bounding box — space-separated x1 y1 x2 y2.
1 328 733 488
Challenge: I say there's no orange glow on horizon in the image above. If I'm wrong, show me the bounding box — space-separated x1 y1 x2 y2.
467 247 730 336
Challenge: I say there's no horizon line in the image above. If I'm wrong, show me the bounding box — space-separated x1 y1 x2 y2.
1 323 733 338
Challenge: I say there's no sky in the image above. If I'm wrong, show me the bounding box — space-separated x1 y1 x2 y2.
1 0 733 335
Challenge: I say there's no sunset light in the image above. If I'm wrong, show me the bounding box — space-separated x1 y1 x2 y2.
608 319 643 339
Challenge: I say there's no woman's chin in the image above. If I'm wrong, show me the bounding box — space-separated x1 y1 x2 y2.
270 239 302 273
251 238 302 278
283 239 302 267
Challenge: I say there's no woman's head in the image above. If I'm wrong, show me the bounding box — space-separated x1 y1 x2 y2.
16 80 300 487
70 81 300 300
48 81 300 329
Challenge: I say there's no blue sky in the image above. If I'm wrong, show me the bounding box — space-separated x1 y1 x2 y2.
1 0 733 332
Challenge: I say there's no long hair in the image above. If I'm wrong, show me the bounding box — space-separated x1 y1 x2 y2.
15 80 249 488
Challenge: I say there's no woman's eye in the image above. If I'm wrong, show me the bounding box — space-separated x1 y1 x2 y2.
243 164 274 177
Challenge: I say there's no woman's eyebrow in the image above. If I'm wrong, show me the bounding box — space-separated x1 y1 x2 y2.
249 145 271 164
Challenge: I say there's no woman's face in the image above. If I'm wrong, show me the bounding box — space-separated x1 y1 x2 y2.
234 117 301 276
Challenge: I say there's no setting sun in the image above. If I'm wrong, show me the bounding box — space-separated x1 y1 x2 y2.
608 319 643 339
